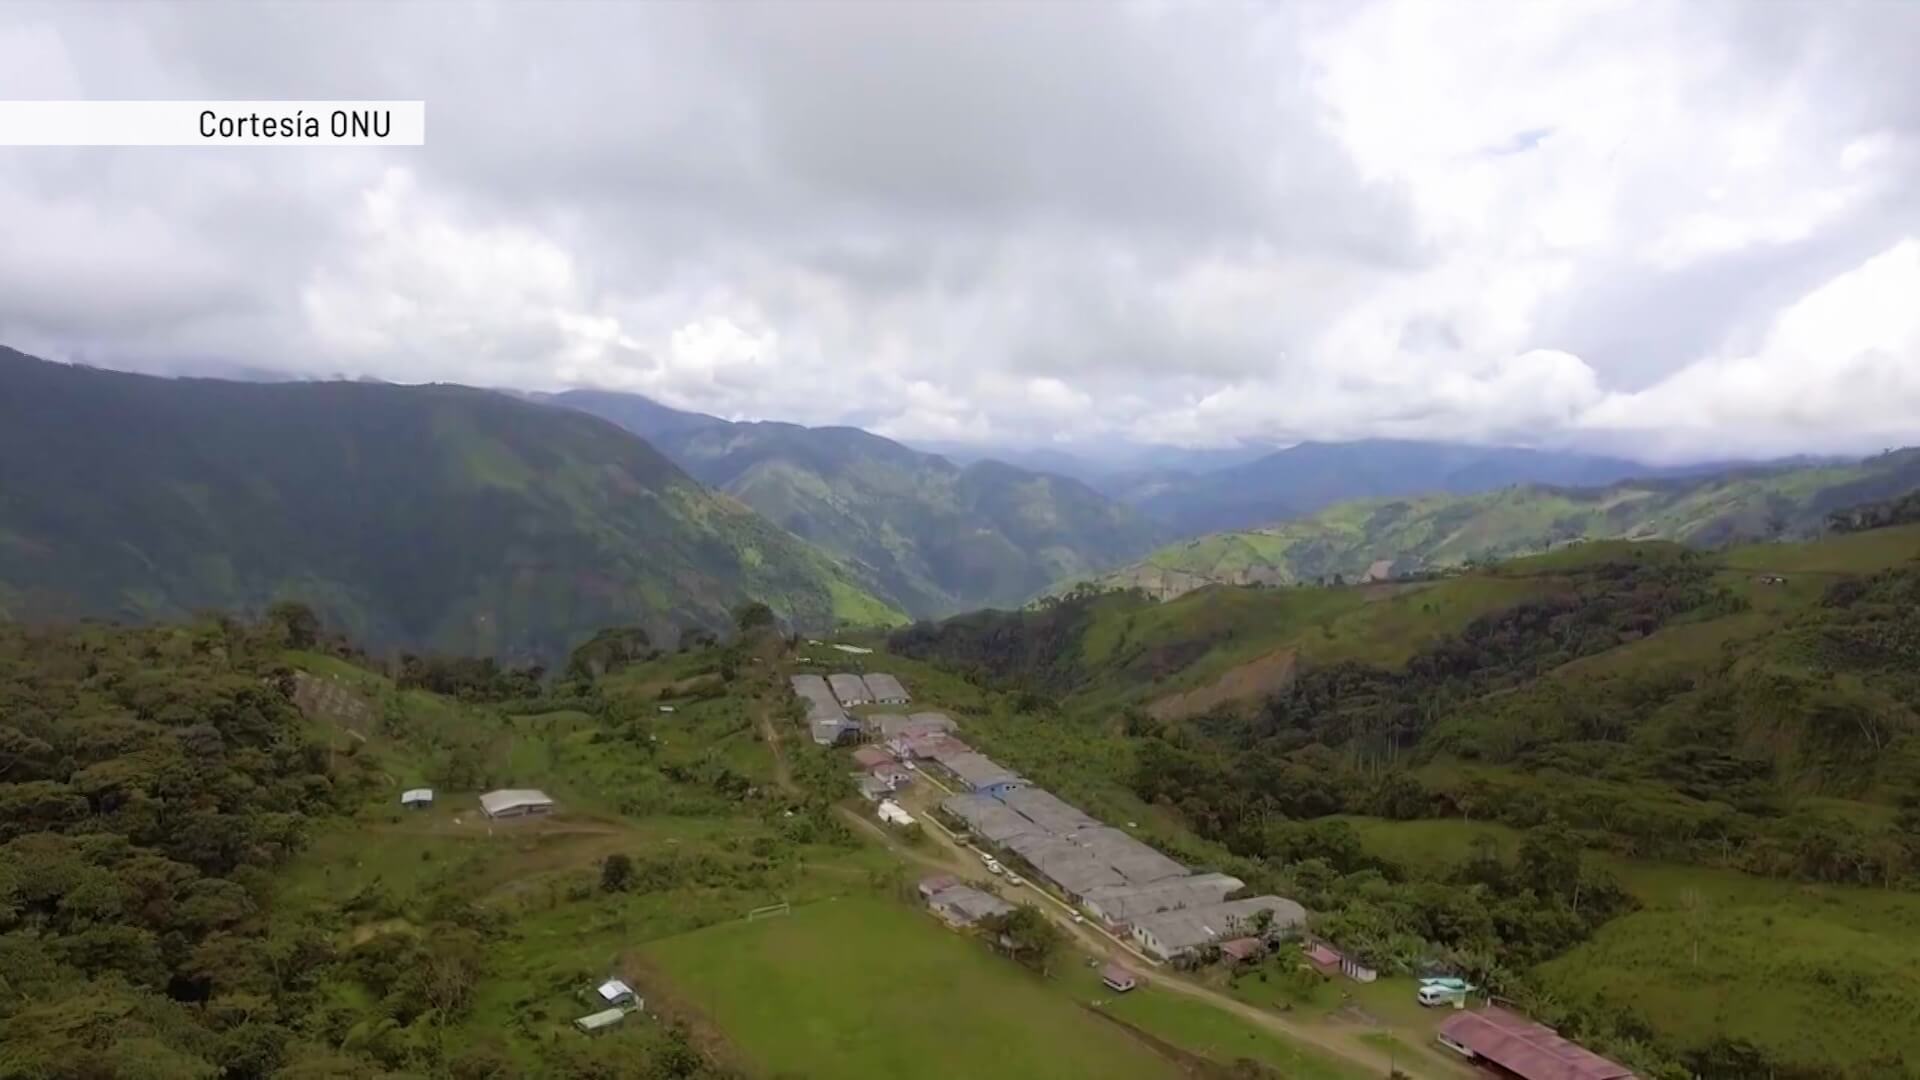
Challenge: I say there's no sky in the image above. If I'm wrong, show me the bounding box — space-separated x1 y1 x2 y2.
2 1 1918 463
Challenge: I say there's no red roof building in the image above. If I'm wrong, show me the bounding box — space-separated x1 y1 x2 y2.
1303 941 1343 973
1219 937 1265 964
1437 1006 1634 1080
851 746 894 769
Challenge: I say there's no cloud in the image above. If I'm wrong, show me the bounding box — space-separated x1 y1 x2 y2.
0 0 1916 462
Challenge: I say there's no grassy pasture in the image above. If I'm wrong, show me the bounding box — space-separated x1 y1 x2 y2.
1338 815 1920 1074
642 895 1183 1079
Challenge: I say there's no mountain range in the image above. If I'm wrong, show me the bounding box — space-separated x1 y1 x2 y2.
0 348 900 659
1076 449 1920 599
549 390 1168 617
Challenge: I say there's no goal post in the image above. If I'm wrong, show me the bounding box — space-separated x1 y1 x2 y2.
746 902 791 922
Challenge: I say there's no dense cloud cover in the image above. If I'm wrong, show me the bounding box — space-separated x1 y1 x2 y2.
2 1 1917 461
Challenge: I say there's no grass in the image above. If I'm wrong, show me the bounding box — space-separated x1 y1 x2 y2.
1338 815 1920 1074
642 895 1183 1079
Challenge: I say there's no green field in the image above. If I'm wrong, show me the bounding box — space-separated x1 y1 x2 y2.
1338 815 1920 1074
643 896 1184 1079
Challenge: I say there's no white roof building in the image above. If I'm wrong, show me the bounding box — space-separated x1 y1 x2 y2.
400 788 434 806
597 979 637 1005
478 788 555 818
574 1008 627 1033
1130 896 1306 961
877 800 916 826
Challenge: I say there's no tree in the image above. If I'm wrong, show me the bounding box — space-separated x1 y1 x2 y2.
601 853 635 893
265 601 321 650
732 602 775 633
980 905 1063 975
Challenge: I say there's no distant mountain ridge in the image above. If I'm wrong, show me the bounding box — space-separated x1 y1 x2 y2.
1123 438 1732 534
1075 449 1920 599
0 348 901 659
549 389 1167 617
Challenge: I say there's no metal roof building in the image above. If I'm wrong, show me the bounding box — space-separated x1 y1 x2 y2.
891 731 970 760
851 745 895 769
939 752 1025 792
828 672 871 706
942 793 1046 843
874 711 955 739
1436 1007 1635 1080
861 673 910 703
1081 873 1246 924
811 715 860 746
400 788 434 807
996 787 1099 834
789 675 845 721
1074 826 1188 884
1017 844 1128 897
574 1008 627 1034
1130 896 1307 961
478 789 556 818
926 884 1015 927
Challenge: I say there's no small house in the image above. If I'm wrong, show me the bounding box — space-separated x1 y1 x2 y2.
574 1008 627 1034
877 800 916 827
596 979 638 1008
400 788 434 809
851 745 895 770
1101 963 1139 993
856 775 892 802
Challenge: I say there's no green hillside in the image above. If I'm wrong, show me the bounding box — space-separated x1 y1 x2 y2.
889 524 1920 1077
0 348 900 659
1081 449 1920 599
553 391 1167 618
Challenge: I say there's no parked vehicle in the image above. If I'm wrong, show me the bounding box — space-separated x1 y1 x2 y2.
986 861 1004 876
1005 873 1024 886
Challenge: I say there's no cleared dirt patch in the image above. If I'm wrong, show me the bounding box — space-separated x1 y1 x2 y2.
1148 648 1297 721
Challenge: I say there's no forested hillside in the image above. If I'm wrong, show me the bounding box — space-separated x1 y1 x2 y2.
1079 448 1920 599
0 349 900 660
890 525 1920 1077
551 390 1166 617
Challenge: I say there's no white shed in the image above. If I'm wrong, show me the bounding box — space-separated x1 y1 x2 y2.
400 788 434 808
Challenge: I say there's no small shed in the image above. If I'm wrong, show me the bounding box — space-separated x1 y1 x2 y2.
1101 963 1139 993
400 788 434 809
478 788 555 818
1304 941 1343 974
851 745 895 769
877 800 916 827
574 1008 627 1034
596 979 638 1008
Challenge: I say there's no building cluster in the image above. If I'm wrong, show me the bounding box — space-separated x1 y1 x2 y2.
903 736 1302 962
788 671 912 745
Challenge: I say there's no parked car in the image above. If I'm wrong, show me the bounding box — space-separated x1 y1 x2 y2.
1005 873 1024 886
976 849 995 864
985 862 1004 876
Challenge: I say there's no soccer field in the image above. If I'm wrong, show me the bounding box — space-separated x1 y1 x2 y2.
643 895 1182 1079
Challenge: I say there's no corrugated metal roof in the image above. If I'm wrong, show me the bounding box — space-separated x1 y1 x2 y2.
478 789 554 816
828 673 870 704
789 675 845 721
940 752 1023 789
861 673 910 701
1438 1007 1635 1080
1132 896 1305 954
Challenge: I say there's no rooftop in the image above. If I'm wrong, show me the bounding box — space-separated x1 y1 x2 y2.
1438 1007 1635 1080
940 751 1024 789
597 979 634 1002
942 793 1046 843
861 673 910 701
1132 896 1306 953
1101 963 1139 989
1082 873 1246 921
478 788 554 815
927 884 1015 924
1074 826 1188 884
828 672 871 704
812 716 859 745
851 745 894 768
996 787 1099 834
789 674 845 721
